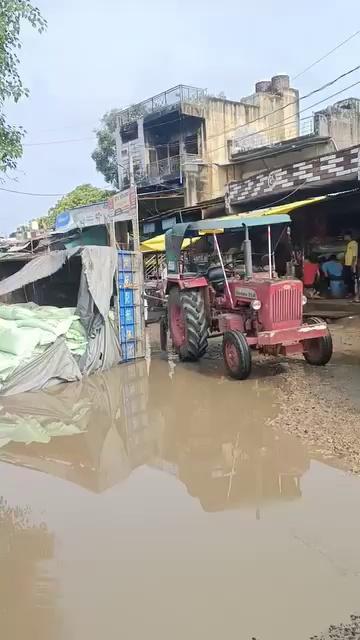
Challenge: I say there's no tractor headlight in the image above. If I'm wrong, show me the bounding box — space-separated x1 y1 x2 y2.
251 299 262 311
302 295 307 306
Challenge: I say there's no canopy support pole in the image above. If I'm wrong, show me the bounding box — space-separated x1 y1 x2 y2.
213 233 234 308
267 225 273 280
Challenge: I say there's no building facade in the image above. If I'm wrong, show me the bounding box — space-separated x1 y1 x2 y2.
115 76 300 207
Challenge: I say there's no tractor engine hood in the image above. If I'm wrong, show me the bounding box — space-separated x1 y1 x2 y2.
226 278 304 329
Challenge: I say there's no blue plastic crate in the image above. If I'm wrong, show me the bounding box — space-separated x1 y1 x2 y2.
120 323 136 341
118 251 134 271
119 288 134 307
121 341 136 361
118 271 134 287
120 306 135 325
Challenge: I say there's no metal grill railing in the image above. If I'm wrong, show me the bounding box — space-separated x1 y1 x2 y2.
119 85 206 126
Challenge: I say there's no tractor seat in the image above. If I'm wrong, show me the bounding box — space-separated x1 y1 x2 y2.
206 266 225 291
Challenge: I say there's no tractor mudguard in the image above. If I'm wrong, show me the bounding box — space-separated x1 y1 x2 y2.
166 276 208 293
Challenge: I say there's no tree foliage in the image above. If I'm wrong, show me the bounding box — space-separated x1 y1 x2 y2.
91 109 119 188
39 183 116 229
0 1 47 172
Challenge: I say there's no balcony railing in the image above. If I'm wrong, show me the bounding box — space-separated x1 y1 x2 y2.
119 85 206 127
147 156 181 181
146 154 202 182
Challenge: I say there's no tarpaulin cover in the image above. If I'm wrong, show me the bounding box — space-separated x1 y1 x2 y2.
0 246 121 395
0 364 150 490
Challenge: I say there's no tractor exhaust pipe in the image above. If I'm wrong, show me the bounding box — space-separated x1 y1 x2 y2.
243 226 253 279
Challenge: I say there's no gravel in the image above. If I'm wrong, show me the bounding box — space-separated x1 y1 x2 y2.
311 613 360 639
268 317 360 473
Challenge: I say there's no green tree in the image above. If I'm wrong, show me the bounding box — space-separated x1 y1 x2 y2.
39 183 115 229
91 109 119 188
0 1 46 173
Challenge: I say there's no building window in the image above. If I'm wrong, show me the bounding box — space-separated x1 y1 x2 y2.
185 134 198 155
143 222 155 235
162 217 176 231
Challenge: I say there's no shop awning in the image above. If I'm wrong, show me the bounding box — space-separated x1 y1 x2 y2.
140 196 325 252
140 234 201 253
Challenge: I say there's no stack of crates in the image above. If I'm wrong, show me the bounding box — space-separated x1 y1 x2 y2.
117 250 146 362
118 360 155 467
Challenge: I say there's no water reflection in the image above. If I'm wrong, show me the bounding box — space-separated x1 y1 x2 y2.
0 498 59 639
0 356 309 511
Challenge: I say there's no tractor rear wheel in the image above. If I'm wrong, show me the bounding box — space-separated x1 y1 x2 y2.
222 330 252 380
303 316 333 366
168 287 208 361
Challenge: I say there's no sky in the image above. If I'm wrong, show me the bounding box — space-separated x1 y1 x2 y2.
1 0 360 234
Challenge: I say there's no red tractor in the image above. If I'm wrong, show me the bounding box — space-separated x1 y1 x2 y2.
161 213 333 379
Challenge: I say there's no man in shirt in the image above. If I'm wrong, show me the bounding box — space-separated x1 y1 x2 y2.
322 254 343 280
322 254 344 297
343 231 358 296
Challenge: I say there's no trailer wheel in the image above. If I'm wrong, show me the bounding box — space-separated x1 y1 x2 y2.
168 287 208 361
223 330 252 380
303 316 333 366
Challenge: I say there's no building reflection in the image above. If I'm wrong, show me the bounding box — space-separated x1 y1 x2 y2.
0 356 309 513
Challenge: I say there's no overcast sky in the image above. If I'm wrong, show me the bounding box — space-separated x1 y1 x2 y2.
1 0 360 234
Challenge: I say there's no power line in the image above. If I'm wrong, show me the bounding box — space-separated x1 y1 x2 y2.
23 135 95 147
293 28 360 80
0 186 65 196
207 78 360 156
22 64 360 150
204 63 360 145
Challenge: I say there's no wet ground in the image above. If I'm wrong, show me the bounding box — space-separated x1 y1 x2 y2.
1 325 360 639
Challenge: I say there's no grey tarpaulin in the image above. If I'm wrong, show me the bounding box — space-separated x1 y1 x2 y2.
0 246 121 395
0 250 76 297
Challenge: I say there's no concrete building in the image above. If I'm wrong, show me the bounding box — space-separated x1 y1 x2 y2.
115 76 299 207
314 98 360 150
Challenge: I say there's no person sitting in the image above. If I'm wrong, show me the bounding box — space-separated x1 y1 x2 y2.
303 255 320 298
321 254 344 298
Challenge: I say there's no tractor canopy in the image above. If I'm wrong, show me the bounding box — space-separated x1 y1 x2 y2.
165 213 291 274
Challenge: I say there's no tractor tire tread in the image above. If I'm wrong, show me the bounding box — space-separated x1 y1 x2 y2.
303 316 333 366
169 288 208 361
222 330 252 380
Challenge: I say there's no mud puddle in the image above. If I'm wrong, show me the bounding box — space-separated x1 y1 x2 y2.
1 354 360 639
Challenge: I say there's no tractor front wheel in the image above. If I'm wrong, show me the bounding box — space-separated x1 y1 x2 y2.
168 287 208 361
223 330 252 380
303 317 333 366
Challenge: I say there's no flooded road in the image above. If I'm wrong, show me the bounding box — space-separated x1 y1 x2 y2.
1 351 360 639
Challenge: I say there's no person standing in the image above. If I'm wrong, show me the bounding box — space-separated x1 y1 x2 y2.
343 231 358 297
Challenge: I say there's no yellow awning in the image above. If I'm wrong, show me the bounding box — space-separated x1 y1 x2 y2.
140 234 200 253
140 197 325 252
225 196 326 221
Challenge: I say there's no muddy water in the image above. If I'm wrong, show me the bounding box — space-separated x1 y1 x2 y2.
0 354 360 639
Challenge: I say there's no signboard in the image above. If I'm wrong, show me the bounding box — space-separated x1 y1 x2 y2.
55 187 139 242
108 186 139 250
55 200 113 232
110 186 137 222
